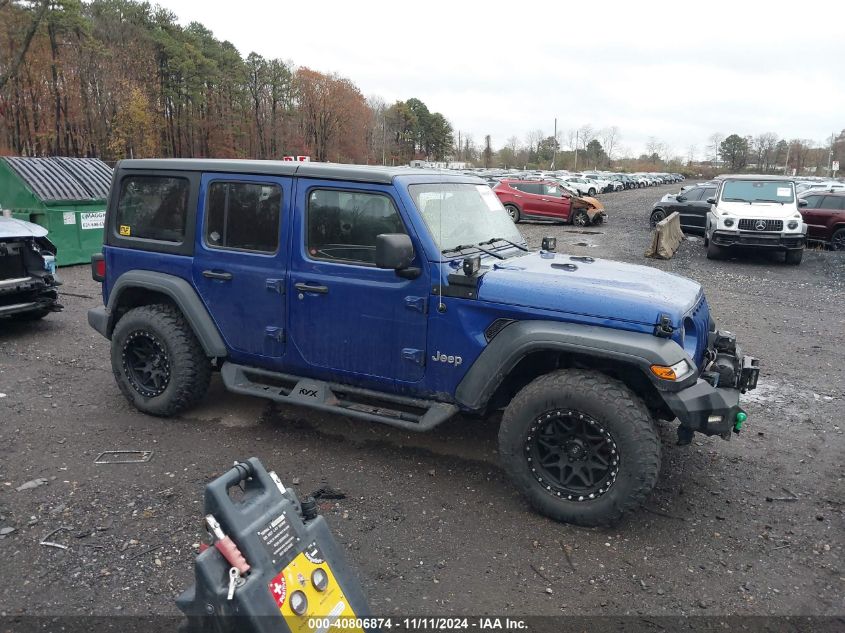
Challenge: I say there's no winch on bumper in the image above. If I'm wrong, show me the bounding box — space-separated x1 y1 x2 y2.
662 331 759 439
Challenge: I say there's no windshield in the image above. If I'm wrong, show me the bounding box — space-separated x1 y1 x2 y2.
409 183 525 253
721 180 795 203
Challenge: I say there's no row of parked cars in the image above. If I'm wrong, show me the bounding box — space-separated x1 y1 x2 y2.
465 169 684 196
649 175 845 264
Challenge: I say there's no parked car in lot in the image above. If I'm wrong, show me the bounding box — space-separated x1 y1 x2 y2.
799 190 845 249
559 176 600 196
650 183 718 233
795 181 845 195
704 175 807 265
0 214 62 321
493 179 605 225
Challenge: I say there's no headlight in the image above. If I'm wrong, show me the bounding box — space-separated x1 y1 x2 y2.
723 218 735 228
650 359 694 381
788 220 798 230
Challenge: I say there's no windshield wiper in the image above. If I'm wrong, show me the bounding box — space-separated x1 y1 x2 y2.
441 244 479 256
478 237 529 252
753 199 784 203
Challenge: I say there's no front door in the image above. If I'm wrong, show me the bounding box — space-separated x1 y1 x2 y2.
192 173 291 366
287 180 429 384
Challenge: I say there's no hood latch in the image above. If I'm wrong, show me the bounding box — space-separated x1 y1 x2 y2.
653 313 674 338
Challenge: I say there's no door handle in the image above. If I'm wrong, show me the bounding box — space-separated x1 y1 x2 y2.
295 282 329 295
202 270 233 281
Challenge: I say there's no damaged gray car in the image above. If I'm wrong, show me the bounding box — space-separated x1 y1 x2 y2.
0 214 62 321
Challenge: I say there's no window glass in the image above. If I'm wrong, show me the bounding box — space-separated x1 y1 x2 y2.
683 188 703 201
702 187 717 200
802 195 823 209
721 180 794 203
206 181 281 252
116 176 189 242
820 195 845 211
542 184 564 197
307 189 405 265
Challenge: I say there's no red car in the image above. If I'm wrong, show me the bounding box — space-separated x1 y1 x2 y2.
492 179 604 226
799 191 845 250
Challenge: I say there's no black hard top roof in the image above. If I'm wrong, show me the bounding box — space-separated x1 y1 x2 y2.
3 157 113 202
117 159 483 185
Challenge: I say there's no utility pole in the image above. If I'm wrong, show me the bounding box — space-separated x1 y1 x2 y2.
381 114 386 166
551 118 557 170
783 142 790 176
828 133 835 178
458 130 462 161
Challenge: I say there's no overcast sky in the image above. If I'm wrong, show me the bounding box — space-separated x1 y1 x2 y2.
155 0 844 158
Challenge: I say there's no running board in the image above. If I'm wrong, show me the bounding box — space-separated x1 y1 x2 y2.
220 362 458 432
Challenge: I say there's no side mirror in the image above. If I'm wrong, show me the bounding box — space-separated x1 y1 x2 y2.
798 199 808 207
706 197 716 204
676 195 687 202
375 233 414 270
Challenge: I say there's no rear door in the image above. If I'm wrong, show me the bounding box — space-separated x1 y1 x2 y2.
511 183 544 216
192 173 290 366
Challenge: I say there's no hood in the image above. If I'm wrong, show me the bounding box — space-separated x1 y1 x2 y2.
0 216 49 239
476 251 702 327
658 193 678 203
715 200 796 218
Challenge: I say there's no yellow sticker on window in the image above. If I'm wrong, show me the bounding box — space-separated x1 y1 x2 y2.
119 225 131 236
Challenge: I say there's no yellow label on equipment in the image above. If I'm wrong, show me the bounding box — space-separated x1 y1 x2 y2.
267 542 361 633
119 225 131 236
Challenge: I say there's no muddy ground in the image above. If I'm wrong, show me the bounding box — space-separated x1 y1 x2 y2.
0 183 842 619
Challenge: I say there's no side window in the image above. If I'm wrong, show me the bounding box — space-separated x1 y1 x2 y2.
205 181 281 253
802 195 823 209
683 188 703 201
542 184 563 197
307 189 405 265
509 183 526 192
522 183 543 195
116 176 189 242
702 187 717 201
821 195 845 211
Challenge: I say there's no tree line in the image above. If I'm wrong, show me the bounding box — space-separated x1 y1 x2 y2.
0 0 454 164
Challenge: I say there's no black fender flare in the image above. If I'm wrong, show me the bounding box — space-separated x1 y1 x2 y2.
455 320 694 411
103 270 227 358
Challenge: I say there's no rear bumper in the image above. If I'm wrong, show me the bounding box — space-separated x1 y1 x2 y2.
712 230 805 250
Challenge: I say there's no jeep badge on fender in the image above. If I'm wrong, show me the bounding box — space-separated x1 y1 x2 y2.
89 159 759 527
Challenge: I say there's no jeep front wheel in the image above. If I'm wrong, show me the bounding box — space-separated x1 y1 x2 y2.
110 304 211 417
498 369 661 526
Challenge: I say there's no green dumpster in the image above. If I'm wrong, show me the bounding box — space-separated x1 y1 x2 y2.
0 157 113 266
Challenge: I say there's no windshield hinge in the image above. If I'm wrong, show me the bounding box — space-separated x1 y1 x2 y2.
653 313 674 338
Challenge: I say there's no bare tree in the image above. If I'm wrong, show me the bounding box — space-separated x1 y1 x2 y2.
707 133 724 164
599 126 620 162
0 0 50 92
686 145 697 165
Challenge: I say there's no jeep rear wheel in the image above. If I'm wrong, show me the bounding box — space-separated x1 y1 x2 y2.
111 304 211 417
498 370 661 526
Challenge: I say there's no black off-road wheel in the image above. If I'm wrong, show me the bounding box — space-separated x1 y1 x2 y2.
110 304 212 417
649 209 667 227
505 204 521 223
498 370 661 526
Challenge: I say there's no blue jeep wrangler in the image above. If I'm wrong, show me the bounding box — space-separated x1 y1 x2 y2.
89 160 759 526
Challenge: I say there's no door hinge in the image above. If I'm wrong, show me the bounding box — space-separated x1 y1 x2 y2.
265 326 285 342
266 278 285 294
404 295 427 313
401 348 425 366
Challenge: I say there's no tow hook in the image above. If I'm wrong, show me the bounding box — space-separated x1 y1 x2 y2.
733 410 747 434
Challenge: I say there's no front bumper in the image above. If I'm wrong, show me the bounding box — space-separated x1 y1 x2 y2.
711 230 805 250
663 335 760 437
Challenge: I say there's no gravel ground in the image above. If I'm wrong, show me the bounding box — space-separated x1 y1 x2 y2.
0 183 842 619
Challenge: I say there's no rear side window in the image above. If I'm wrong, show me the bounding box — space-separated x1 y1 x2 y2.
205 181 282 253
683 188 704 201
306 189 405 265
820 195 845 211
116 176 189 242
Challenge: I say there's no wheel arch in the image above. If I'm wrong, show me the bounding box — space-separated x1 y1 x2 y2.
456 320 690 417
105 271 226 357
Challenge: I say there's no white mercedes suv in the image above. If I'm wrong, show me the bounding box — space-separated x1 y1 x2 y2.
705 175 807 265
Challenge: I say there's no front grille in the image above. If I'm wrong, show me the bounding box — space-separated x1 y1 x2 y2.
738 218 783 232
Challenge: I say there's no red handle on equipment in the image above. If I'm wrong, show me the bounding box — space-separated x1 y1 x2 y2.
215 536 251 575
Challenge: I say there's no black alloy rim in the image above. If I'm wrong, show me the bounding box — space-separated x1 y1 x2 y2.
525 409 619 501
122 331 170 397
